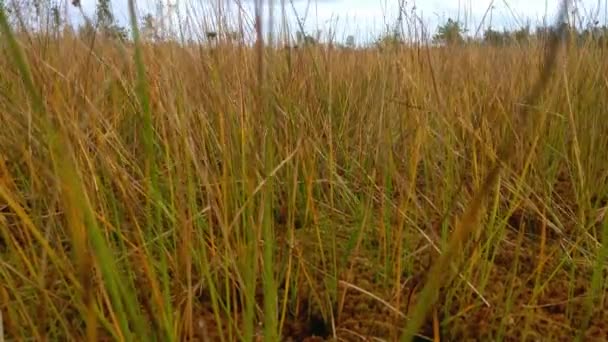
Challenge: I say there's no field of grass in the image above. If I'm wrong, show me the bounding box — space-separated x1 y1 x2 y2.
1 2 608 341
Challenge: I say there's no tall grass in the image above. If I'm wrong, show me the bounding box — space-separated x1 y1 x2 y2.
1 2 607 341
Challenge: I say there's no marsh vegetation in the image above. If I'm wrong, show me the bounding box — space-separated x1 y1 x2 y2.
1 0 607 341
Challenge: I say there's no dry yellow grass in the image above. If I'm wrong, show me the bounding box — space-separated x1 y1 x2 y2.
1 5 608 340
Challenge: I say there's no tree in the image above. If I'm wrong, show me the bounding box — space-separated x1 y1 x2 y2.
78 19 97 41
295 30 317 46
0 0 15 26
206 31 217 40
512 25 531 44
375 32 403 49
96 0 113 30
95 0 127 41
534 22 572 43
432 18 465 45
483 28 509 46
345 35 355 48
577 24 608 47
51 4 61 29
141 13 158 41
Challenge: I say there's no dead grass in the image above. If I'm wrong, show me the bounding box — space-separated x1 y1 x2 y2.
1 6 608 341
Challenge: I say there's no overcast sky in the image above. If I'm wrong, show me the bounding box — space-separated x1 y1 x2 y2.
70 0 607 43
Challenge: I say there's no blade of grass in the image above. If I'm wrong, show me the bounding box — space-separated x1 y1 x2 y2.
399 1 570 340
1 6 150 340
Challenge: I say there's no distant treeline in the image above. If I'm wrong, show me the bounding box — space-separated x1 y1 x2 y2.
371 19 608 48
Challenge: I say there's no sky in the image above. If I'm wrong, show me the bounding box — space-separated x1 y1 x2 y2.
69 0 608 44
